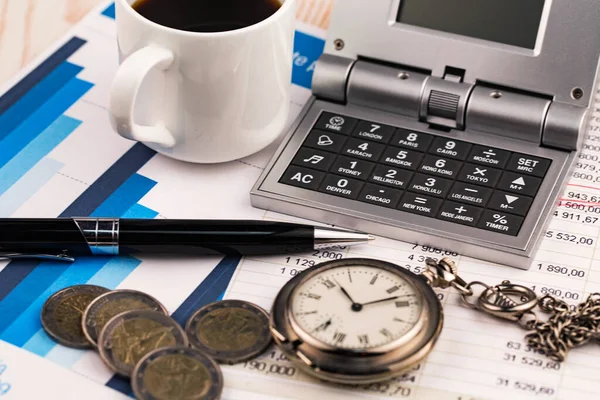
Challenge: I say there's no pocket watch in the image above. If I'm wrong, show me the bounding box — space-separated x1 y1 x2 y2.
269 258 443 384
271 256 600 384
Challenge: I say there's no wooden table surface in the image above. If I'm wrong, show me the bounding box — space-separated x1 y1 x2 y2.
0 0 333 87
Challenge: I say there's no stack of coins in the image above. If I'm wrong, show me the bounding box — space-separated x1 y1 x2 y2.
41 285 273 400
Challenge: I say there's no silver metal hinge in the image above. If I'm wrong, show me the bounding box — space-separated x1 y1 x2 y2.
312 55 586 151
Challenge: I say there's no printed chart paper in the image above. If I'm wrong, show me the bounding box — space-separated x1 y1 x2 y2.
0 1 600 399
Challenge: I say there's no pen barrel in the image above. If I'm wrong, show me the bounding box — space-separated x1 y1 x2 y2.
119 220 315 256
0 219 91 254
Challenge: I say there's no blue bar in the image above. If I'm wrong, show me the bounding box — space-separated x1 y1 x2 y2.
122 203 159 219
0 261 39 303
0 263 70 335
0 37 86 116
0 116 80 195
87 256 141 289
102 3 116 19
91 174 157 217
0 78 93 169
171 256 241 326
61 143 156 217
45 346 85 368
292 31 325 90
106 376 134 397
0 63 83 141
23 330 57 357
0 158 64 217
0 257 109 346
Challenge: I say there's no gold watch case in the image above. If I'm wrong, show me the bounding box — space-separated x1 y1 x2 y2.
270 258 443 384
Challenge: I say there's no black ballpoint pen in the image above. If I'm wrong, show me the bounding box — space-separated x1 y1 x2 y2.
0 218 375 262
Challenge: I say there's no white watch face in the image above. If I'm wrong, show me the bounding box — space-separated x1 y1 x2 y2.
291 265 424 350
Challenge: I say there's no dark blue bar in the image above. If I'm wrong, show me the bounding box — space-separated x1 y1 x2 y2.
0 261 39 303
105 376 133 397
171 256 242 326
0 37 86 116
61 143 156 217
102 3 116 19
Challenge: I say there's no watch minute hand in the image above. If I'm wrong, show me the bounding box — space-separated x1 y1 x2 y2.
362 296 399 306
333 278 357 304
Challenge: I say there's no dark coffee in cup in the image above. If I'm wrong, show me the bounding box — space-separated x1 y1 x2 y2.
132 0 282 32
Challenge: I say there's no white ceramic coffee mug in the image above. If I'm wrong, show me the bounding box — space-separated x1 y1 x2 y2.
109 0 296 163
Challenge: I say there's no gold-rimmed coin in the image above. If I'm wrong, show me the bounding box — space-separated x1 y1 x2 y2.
98 309 188 377
41 285 110 349
132 346 223 400
185 300 272 365
82 289 167 347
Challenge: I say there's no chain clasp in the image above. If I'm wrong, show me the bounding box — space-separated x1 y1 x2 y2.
476 281 538 322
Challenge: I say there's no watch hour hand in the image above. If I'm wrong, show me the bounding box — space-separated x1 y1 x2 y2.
333 278 358 305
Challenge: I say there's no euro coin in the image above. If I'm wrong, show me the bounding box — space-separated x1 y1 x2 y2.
82 289 167 347
41 285 110 349
186 300 272 365
132 346 223 400
98 309 188 377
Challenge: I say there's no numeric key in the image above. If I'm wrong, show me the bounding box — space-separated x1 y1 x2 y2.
353 121 395 143
429 137 472 160
391 129 433 152
341 139 385 161
330 156 375 180
418 155 462 179
380 147 424 170
369 166 413 190
318 175 364 199
408 174 453 198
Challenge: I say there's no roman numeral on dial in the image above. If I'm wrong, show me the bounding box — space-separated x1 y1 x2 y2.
386 286 400 294
358 334 369 345
333 331 346 344
380 328 393 338
321 279 336 289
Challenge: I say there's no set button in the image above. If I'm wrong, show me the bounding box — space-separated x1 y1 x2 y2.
314 112 358 134
506 153 551 178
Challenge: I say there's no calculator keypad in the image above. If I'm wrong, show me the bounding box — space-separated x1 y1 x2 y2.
280 112 553 237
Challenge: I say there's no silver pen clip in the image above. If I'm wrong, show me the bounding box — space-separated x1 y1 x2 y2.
0 252 75 262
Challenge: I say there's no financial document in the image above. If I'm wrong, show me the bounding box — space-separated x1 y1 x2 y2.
0 1 600 399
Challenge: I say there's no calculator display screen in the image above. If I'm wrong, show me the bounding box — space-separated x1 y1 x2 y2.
396 0 546 49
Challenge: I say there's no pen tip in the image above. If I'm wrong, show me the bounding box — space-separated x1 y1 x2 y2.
368 235 376 241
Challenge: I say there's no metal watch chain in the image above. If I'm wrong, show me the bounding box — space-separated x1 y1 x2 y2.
423 258 600 362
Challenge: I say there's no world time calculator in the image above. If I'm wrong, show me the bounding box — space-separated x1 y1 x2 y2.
252 0 600 269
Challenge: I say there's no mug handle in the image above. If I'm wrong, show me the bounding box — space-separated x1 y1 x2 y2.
109 45 177 148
